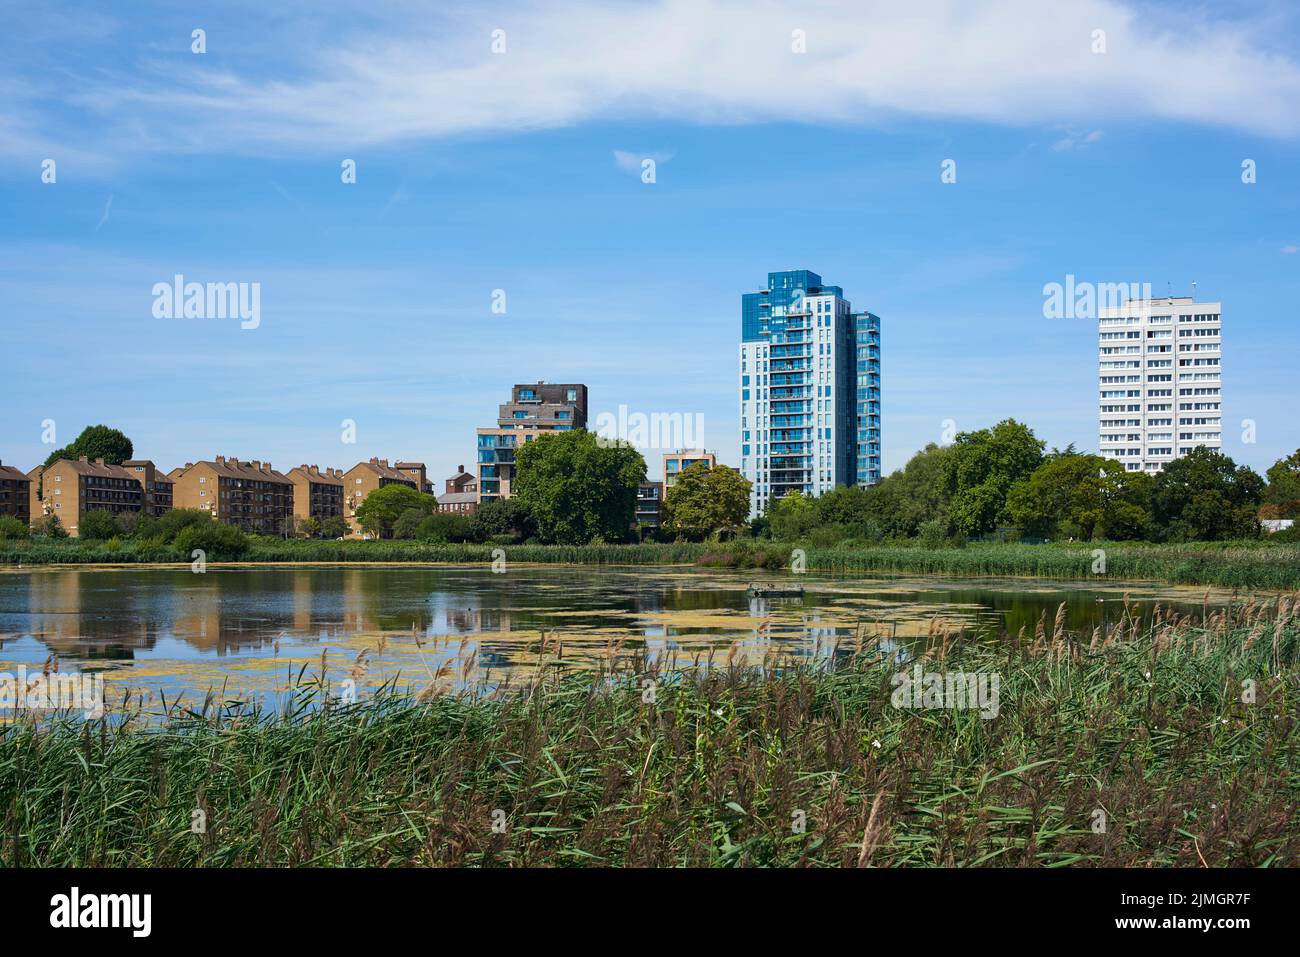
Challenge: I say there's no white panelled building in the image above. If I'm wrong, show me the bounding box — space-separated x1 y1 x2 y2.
1098 297 1222 473
739 270 860 517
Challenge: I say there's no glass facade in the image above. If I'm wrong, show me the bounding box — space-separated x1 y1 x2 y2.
740 270 881 516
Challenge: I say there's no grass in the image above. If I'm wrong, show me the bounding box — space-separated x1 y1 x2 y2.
2 595 1297 867
4 537 1300 590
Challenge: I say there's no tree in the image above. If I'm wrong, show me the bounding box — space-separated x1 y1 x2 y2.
31 513 68 538
416 512 475 543
392 508 425 540
865 443 951 539
663 463 752 539
296 516 322 538
766 489 818 540
172 522 249 561
1006 453 1151 541
1263 450 1300 518
354 484 436 539
942 419 1045 537
512 431 646 544
470 498 536 543
319 515 349 539
1151 447 1264 541
78 509 121 540
43 425 134 467
0 516 28 540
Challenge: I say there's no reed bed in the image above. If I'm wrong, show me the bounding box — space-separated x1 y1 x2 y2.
4 538 1300 589
2 597 1297 867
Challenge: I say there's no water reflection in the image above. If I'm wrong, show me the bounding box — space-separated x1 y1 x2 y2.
0 565 1241 703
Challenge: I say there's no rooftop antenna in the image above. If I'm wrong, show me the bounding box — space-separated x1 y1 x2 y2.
1191 279 1197 299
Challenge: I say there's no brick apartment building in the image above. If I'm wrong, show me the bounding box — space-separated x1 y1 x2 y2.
170 456 294 535
0 460 31 526
477 381 588 503
343 457 419 537
437 464 478 514
285 464 345 528
28 457 144 536
122 460 174 517
394 461 432 494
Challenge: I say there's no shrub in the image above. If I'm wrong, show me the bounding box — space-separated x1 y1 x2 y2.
78 509 121 540
0 516 28 541
416 513 474 544
172 522 250 561
917 519 948 550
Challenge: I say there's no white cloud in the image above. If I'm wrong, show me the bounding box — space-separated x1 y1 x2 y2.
613 149 674 173
8 0 1300 162
1052 129 1105 150
1282 244 1298 254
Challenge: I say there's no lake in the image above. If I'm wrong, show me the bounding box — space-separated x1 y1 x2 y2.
0 564 1237 710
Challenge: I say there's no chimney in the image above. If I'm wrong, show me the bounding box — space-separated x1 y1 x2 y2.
95 458 105 466
215 455 225 465
252 460 261 470
79 455 89 463
457 464 464 473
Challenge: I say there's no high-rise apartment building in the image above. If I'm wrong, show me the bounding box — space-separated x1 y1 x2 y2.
477 381 587 503
1098 297 1222 473
739 269 880 516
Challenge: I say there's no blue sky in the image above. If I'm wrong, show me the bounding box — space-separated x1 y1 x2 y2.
3 0 1299 483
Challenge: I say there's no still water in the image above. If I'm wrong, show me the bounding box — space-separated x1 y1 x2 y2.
0 565 1234 707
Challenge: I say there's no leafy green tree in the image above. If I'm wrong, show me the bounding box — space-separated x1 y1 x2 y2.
43 425 134 467
354 484 436 539
392 508 425 540
470 498 536 543
1151 447 1264 541
295 516 322 538
810 484 882 540
0 516 28 540
663 463 752 539
512 431 646 544
135 508 214 543
870 443 951 538
942 419 1045 537
1263 450 1300 519
1006 453 1151 540
78 509 121 540
172 522 249 561
416 512 475 543
319 516 349 539
767 489 818 540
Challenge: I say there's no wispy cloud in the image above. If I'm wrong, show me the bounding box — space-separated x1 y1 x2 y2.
614 150 674 173
8 0 1300 167
1052 129 1104 150
1282 244 1298 254
95 193 113 230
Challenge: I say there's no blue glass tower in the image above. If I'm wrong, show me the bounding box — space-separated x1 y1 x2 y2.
739 270 880 516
